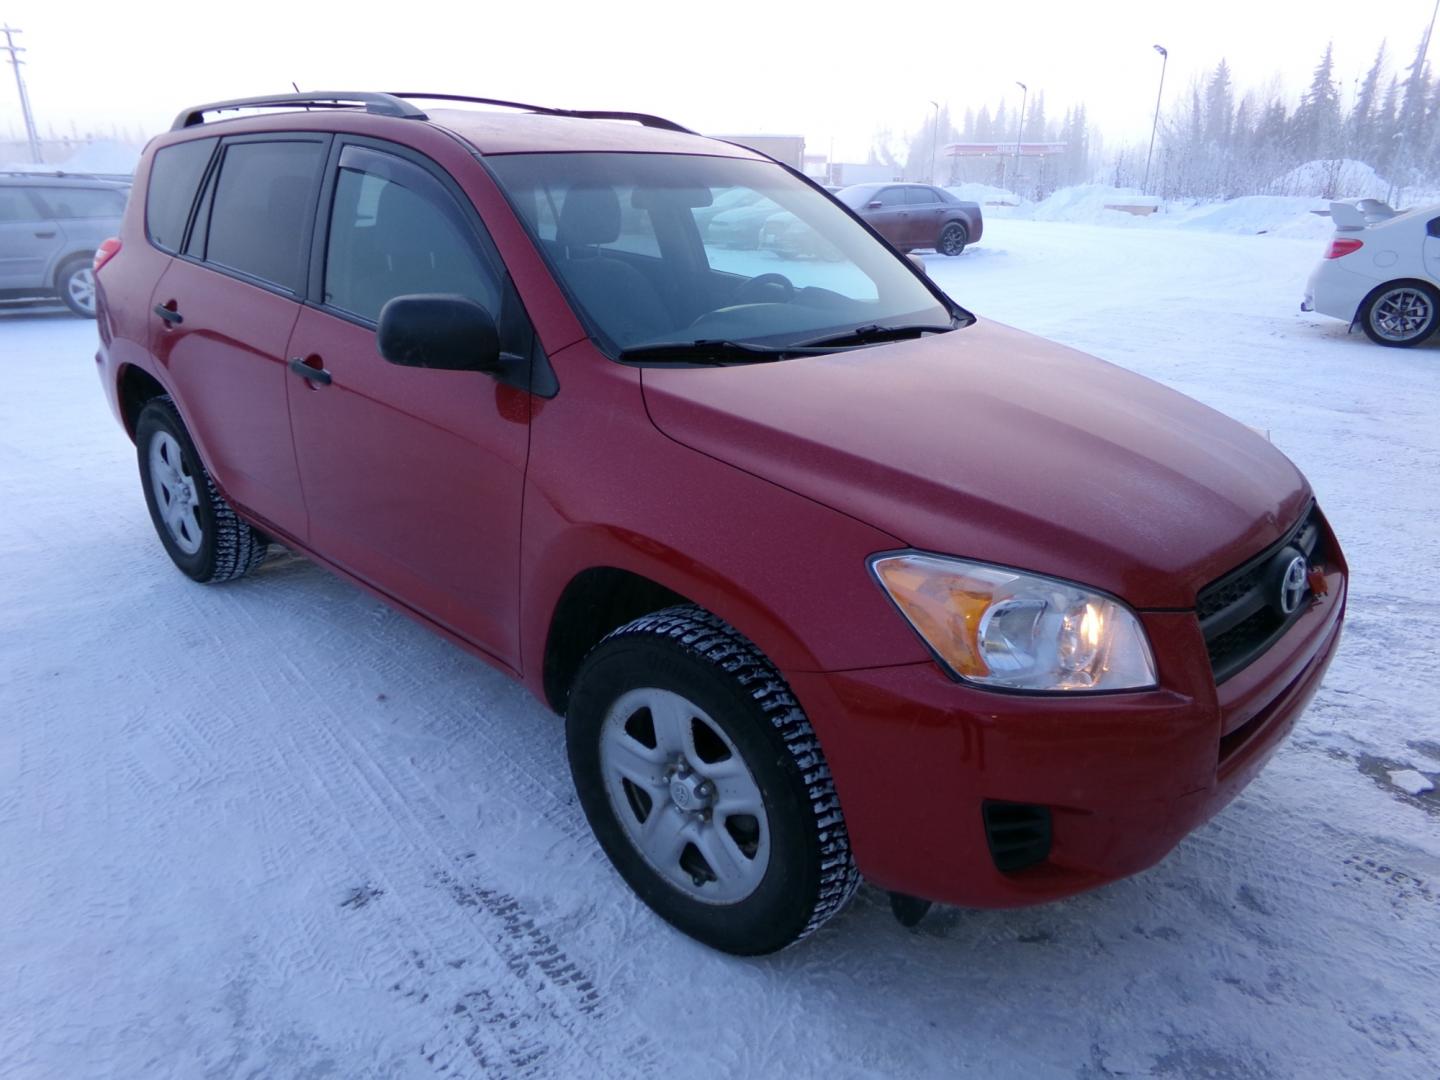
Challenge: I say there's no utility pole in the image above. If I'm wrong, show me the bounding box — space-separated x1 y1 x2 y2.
1143 45 1168 195
929 100 941 186
2 25 43 164
1013 82 1028 196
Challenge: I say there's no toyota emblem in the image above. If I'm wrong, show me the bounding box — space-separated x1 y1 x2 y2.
1279 555 1308 615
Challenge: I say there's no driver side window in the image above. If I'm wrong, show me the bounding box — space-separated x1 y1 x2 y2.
323 145 501 325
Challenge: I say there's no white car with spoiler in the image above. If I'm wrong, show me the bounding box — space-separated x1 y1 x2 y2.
1302 198 1440 347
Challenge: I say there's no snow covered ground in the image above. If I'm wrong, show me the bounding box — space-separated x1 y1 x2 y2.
3 219 1438 1079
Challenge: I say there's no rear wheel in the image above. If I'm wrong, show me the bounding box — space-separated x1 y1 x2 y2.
136 396 268 583
566 606 859 954
1360 283 1438 346
57 256 97 317
937 221 969 256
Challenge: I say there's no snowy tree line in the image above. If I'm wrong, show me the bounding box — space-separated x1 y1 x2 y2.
876 30 1439 203
1143 35 1439 200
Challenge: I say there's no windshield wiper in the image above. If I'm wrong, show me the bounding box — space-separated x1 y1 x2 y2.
796 323 956 348
618 339 832 364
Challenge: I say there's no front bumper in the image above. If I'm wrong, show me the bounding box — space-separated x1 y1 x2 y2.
789 541 1347 908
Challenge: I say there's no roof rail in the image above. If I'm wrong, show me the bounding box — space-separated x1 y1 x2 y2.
385 92 696 134
1 169 132 181
171 91 428 131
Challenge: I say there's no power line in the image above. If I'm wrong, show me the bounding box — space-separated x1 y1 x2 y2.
1 24 43 164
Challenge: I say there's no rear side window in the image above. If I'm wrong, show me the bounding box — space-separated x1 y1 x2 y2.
904 187 938 206
204 140 326 292
146 138 217 252
0 187 45 222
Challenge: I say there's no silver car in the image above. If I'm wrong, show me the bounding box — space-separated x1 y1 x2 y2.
0 173 130 317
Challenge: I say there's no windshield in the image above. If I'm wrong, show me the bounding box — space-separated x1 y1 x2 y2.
485 153 956 357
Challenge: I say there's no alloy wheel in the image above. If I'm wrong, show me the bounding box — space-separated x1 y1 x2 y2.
67 267 97 316
1370 287 1435 342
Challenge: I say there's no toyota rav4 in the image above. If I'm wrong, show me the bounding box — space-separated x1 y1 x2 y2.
93 92 1347 955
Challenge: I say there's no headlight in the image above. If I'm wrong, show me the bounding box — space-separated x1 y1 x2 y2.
870 553 1157 692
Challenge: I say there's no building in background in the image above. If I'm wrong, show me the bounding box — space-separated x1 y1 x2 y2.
709 134 806 171
942 141 1067 197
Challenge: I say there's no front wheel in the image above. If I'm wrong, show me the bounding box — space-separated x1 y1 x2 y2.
566 606 859 954
1359 283 1439 347
57 256 97 317
937 221 969 257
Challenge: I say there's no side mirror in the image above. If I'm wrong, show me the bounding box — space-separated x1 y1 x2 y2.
866 200 883 210
377 294 503 373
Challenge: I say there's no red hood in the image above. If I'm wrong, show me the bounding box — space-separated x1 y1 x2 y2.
640 320 1310 609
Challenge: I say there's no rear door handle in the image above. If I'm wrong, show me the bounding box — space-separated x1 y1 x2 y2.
153 303 183 325
33 230 56 239
288 356 332 386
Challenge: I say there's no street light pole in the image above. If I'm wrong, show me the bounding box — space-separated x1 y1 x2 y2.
1143 44 1168 195
929 100 941 186
1012 81 1028 196
1 25 43 164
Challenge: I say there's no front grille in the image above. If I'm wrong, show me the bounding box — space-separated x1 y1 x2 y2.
982 801 1052 873
1196 503 1325 683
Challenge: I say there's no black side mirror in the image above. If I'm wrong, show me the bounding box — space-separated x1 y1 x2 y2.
376 294 503 373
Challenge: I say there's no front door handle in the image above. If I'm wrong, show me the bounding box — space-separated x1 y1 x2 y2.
33 230 57 239
153 303 183 325
288 356 332 386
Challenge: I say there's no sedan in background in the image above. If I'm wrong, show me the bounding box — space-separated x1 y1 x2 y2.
836 183 983 256
1303 198 1440 347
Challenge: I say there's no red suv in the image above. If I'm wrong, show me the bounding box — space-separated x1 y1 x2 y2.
94 92 1347 955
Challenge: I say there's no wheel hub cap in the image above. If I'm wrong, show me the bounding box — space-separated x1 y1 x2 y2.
599 687 771 905
148 431 204 555
668 767 712 813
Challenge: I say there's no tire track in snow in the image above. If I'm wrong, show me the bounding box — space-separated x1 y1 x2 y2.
205 576 661 1077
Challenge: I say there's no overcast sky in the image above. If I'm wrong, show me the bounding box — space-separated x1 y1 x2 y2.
1 0 1435 160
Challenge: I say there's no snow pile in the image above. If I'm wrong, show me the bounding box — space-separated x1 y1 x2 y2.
1268 159 1389 200
1023 184 1160 226
1172 195 1332 240
1 139 139 177
944 182 1022 207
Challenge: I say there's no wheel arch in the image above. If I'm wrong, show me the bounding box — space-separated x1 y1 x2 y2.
48 248 98 289
116 363 172 442
533 546 828 717
1354 276 1440 325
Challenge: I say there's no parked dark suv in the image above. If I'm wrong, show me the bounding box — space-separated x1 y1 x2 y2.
1 171 129 316
94 92 1346 955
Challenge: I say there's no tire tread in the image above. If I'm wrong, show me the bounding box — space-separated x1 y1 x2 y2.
594 604 861 946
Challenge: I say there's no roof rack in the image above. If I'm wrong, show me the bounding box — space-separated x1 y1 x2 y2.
0 169 132 181
385 92 696 134
169 89 696 137
171 92 428 131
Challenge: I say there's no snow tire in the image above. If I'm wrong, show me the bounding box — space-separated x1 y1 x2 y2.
136 395 268 583
567 604 860 955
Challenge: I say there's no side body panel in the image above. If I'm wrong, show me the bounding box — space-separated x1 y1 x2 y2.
284 305 532 667
149 258 307 538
